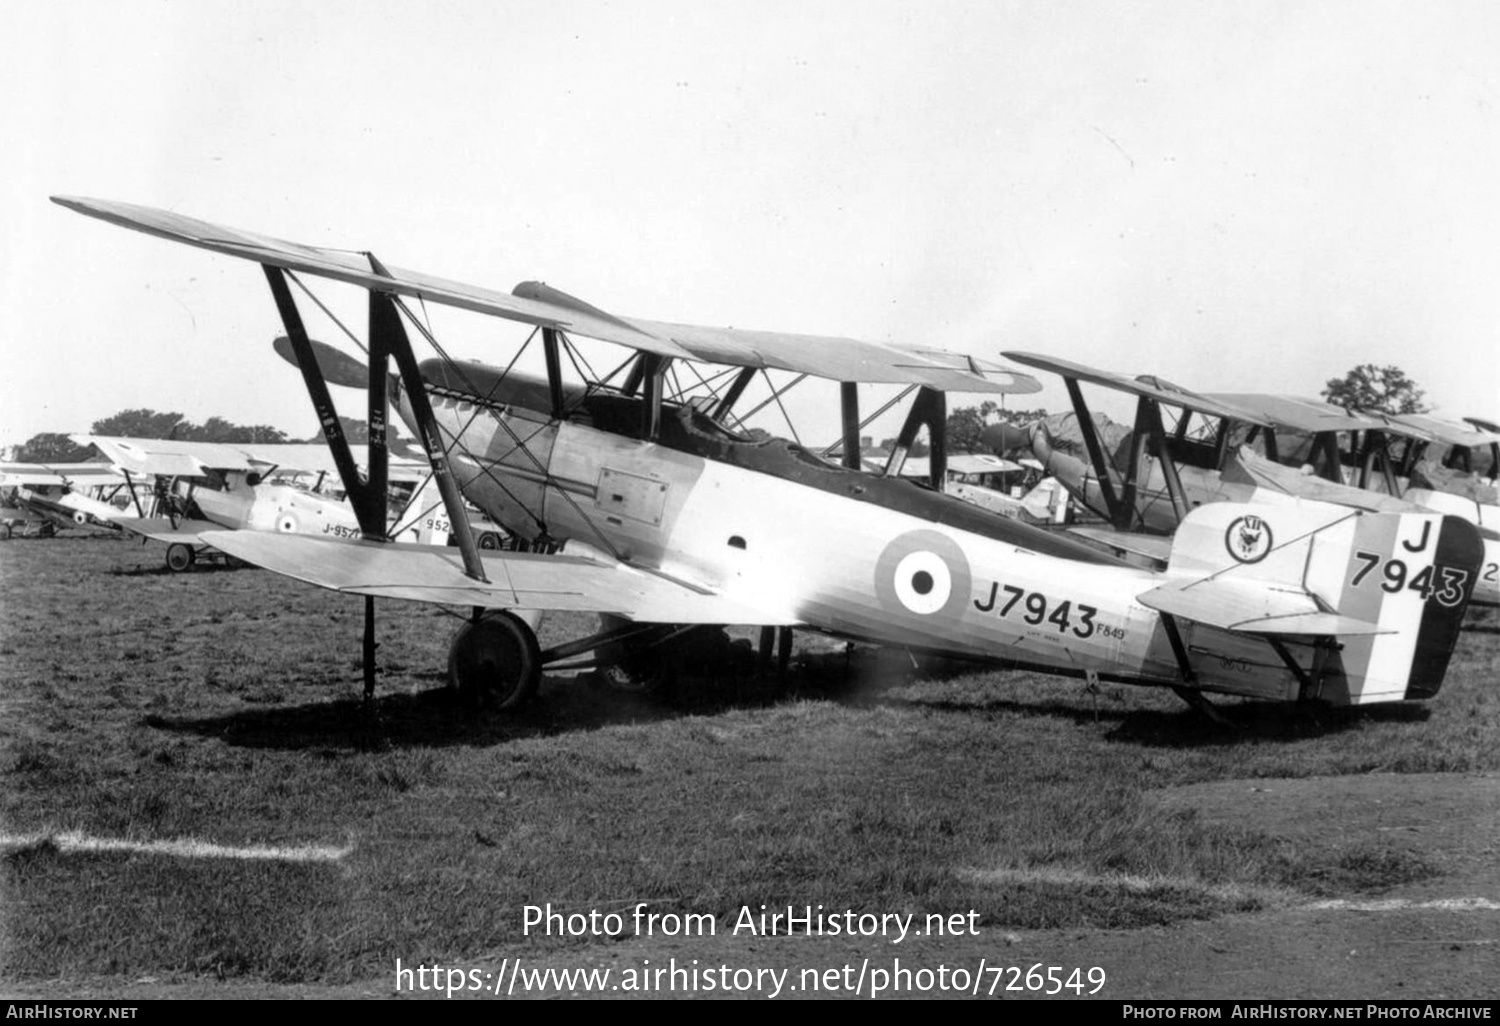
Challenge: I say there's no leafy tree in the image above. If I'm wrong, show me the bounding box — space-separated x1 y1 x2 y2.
1322 364 1428 415
15 433 94 463
86 409 287 443
184 417 287 443
89 408 190 438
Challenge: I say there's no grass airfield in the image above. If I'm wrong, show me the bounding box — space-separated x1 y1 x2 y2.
1 534 1497 992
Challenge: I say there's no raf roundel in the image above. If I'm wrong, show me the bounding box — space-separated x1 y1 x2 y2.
875 530 972 620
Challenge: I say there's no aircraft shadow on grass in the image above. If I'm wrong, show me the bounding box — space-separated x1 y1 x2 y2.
140 637 1426 752
142 653 900 751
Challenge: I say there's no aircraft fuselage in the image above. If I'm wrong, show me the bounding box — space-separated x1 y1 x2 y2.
396 363 1459 706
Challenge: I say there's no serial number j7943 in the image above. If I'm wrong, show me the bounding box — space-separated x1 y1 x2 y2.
972 582 1126 640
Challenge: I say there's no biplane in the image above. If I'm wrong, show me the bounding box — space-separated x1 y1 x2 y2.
1003 354 1498 607
54 196 1484 717
0 461 130 538
1382 413 1498 488
78 435 491 570
1201 398 1500 607
1234 408 1499 514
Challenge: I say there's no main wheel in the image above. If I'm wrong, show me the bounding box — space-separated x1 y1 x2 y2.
165 543 195 572
447 610 542 711
478 532 501 550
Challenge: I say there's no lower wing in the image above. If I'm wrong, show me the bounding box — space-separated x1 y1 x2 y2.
200 530 798 625
110 516 219 545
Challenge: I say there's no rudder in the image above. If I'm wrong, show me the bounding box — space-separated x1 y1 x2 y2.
1309 512 1482 703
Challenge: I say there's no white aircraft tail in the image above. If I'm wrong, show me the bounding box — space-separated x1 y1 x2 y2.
1161 503 1482 704
388 473 449 545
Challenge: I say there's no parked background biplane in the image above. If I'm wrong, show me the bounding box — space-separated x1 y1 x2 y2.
998 353 1498 607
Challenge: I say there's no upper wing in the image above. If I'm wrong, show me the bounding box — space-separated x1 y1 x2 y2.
1003 351 1275 424
199 530 800 625
1206 393 1390 434
79 435 415 479
55 197 1037 395
82 436 260 476
622 312 1039 393
1383 413 1500 448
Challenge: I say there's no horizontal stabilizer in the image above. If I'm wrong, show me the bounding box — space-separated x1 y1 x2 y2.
1138 578 1389 636
199 530 796 625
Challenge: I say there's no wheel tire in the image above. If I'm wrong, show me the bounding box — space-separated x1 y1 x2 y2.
73 511 89 525
447 611 541 711
165 543 195 572
478 532 501 550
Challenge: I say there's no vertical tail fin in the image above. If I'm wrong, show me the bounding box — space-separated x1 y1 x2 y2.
1306 510 1482 703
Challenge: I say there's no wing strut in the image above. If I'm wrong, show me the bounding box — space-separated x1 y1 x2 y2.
367 256 489 584
639 353 669 439
121 469 146 518
265 264 406 704
1120 396 1191 529
264 267 388 539
839 383 862 470
712 367 756 422
542 327 565 418
1062 378 1124 525
884 387 947 489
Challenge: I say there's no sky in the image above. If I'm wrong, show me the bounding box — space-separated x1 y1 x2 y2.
3 0 1497 450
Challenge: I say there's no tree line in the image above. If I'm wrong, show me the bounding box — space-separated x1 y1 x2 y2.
11 410 370 463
